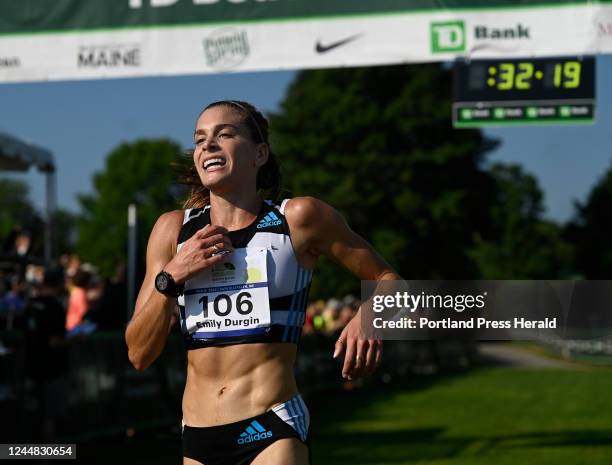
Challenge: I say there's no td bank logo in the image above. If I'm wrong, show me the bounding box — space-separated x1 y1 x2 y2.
431 20 465 53
431 20 531 53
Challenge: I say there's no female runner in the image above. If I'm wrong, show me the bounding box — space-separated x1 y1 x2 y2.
125 100 399 465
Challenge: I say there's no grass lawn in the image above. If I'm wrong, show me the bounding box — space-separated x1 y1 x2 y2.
310 367 612 465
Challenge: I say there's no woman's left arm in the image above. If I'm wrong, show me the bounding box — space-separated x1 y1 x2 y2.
285 196 402 380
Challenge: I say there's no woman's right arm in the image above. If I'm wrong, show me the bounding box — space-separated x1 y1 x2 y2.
125 211 183 371
124 211 232 371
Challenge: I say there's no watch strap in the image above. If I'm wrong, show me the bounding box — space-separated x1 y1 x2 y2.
156 270 184 297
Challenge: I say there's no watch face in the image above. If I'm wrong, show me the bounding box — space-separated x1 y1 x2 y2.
156 273 169 291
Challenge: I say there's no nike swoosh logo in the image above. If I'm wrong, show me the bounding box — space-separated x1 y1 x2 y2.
315 33 362 53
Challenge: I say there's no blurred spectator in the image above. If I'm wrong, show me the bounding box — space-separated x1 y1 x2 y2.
24 267 68 440
25 264 45 285
88 262 127 330
14 230 32 257
304 300 324 334
83 263 104 311
322 298 342 335
58 253 70 270
0 277 8 323
65 268 92 331
302 295 360 336
2 276 27 330
2 225 31 257
63 253 81 283
335 295 360 333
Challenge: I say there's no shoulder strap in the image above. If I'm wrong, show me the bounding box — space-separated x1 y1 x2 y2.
279 198 291 215
182 209 192 225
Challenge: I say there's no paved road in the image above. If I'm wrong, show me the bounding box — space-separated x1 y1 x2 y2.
478 343 579 369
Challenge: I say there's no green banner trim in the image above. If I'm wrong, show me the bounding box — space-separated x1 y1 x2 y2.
0 0 611 37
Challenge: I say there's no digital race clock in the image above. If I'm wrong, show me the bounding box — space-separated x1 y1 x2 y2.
453 56 596 127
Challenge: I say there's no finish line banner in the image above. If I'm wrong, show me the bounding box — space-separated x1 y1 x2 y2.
1 1 612 83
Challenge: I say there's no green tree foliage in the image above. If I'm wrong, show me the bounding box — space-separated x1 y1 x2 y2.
0 178 43 253
269 64 499 298
566 163 612 278
469 163 572 278
76 140 183 277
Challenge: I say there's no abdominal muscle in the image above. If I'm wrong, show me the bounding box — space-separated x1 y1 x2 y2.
181 342 298 426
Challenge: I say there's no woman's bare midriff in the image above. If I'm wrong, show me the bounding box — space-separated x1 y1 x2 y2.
181 342 298 427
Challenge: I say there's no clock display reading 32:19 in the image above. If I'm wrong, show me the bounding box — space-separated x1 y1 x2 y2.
455 57 595 102
486 61 581 90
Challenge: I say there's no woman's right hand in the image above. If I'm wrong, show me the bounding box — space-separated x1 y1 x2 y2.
164 224 233 284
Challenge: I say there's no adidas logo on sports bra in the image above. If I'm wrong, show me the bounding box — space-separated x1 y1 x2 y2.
256 211 282 229
237 420 273 444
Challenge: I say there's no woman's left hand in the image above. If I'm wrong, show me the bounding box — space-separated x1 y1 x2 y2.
333 309 382 380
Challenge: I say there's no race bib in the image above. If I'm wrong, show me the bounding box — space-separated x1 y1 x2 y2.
183 247 270 339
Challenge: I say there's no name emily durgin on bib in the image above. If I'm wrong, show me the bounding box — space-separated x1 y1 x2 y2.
196 317 261 329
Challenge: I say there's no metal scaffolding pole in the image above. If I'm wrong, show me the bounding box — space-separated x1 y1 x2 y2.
127 203 138 321
44 169 57 262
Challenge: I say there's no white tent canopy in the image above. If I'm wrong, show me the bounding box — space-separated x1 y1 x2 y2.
0 132 55 173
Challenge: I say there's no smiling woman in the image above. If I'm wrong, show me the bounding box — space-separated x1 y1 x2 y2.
179 101 281 211
124 100 398 465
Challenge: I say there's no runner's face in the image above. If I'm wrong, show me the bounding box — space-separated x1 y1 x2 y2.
193 106 263 192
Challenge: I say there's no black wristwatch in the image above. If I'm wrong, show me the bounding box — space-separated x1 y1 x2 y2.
154 270 184 297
